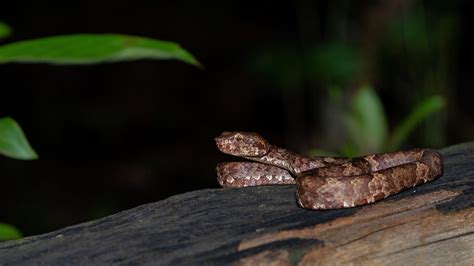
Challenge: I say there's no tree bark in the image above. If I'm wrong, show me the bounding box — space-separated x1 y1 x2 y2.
1 142 473 265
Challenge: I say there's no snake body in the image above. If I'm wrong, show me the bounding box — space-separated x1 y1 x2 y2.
215 131 443 210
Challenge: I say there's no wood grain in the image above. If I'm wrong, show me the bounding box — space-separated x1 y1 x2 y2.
0 142 473 265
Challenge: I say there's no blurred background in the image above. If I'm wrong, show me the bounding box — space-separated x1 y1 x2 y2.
0 0 472 237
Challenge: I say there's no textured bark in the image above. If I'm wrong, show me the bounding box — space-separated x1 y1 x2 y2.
1 142 474 265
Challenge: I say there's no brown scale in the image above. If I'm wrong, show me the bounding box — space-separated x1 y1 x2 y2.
215 132 443 210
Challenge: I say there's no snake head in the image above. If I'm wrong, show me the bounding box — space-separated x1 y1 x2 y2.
215 131 270 157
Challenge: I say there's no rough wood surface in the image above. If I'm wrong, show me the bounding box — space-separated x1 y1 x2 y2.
1 142 474 265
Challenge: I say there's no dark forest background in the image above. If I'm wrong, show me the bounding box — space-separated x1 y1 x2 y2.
1 0 473 236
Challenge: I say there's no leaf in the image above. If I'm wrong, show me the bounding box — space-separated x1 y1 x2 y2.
0 117 38 160
387 95 444 151
0 223 23 241
0 34 200 66
0 21 12 39
346 86 388 154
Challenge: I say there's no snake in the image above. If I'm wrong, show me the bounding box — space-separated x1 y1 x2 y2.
215 131 443 210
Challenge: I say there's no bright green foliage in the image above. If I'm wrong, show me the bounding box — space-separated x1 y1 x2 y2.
0 34 199 66
0 223 23 241
0 117 38 160
347 86 388 154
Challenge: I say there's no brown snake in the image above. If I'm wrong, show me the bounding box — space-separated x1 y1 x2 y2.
215 131 443 210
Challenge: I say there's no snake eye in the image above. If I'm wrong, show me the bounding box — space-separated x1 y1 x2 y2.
215 131 270 157
234 134 243 142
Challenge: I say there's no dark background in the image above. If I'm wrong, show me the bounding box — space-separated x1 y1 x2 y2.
1 0 473 236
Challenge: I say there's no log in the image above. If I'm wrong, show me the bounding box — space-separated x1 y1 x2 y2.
1 142 474 265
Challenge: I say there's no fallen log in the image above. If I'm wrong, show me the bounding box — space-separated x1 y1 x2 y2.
1 142 473 265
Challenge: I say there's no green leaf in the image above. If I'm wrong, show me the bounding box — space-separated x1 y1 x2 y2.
0 21 12 39
0 223 23 241
0 34 200 66
0 117 38 160
346 86 388 154
387 95 444 151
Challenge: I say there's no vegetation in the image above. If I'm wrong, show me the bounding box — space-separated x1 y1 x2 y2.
0 21 198 241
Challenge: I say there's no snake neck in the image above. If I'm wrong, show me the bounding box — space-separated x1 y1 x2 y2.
245 145 342 175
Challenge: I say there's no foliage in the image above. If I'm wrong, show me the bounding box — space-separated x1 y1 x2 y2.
387 95 445 151
309 87 444 157
307 42 360 88
345 87 444 156
250 1 451 157
0 34 199 66
0 223 22 241
0 117 38 160
0 30 199 160
251 42 445 157
346 86 388 155
0 21 12 39
250 41 360 91
0 22 199 241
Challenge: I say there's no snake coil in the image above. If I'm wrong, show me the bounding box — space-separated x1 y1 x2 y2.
215 131 443 210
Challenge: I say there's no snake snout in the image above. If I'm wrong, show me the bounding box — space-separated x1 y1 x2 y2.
215 131 270 157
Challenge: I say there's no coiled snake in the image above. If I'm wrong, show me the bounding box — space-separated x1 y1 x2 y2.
215 131 443 210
